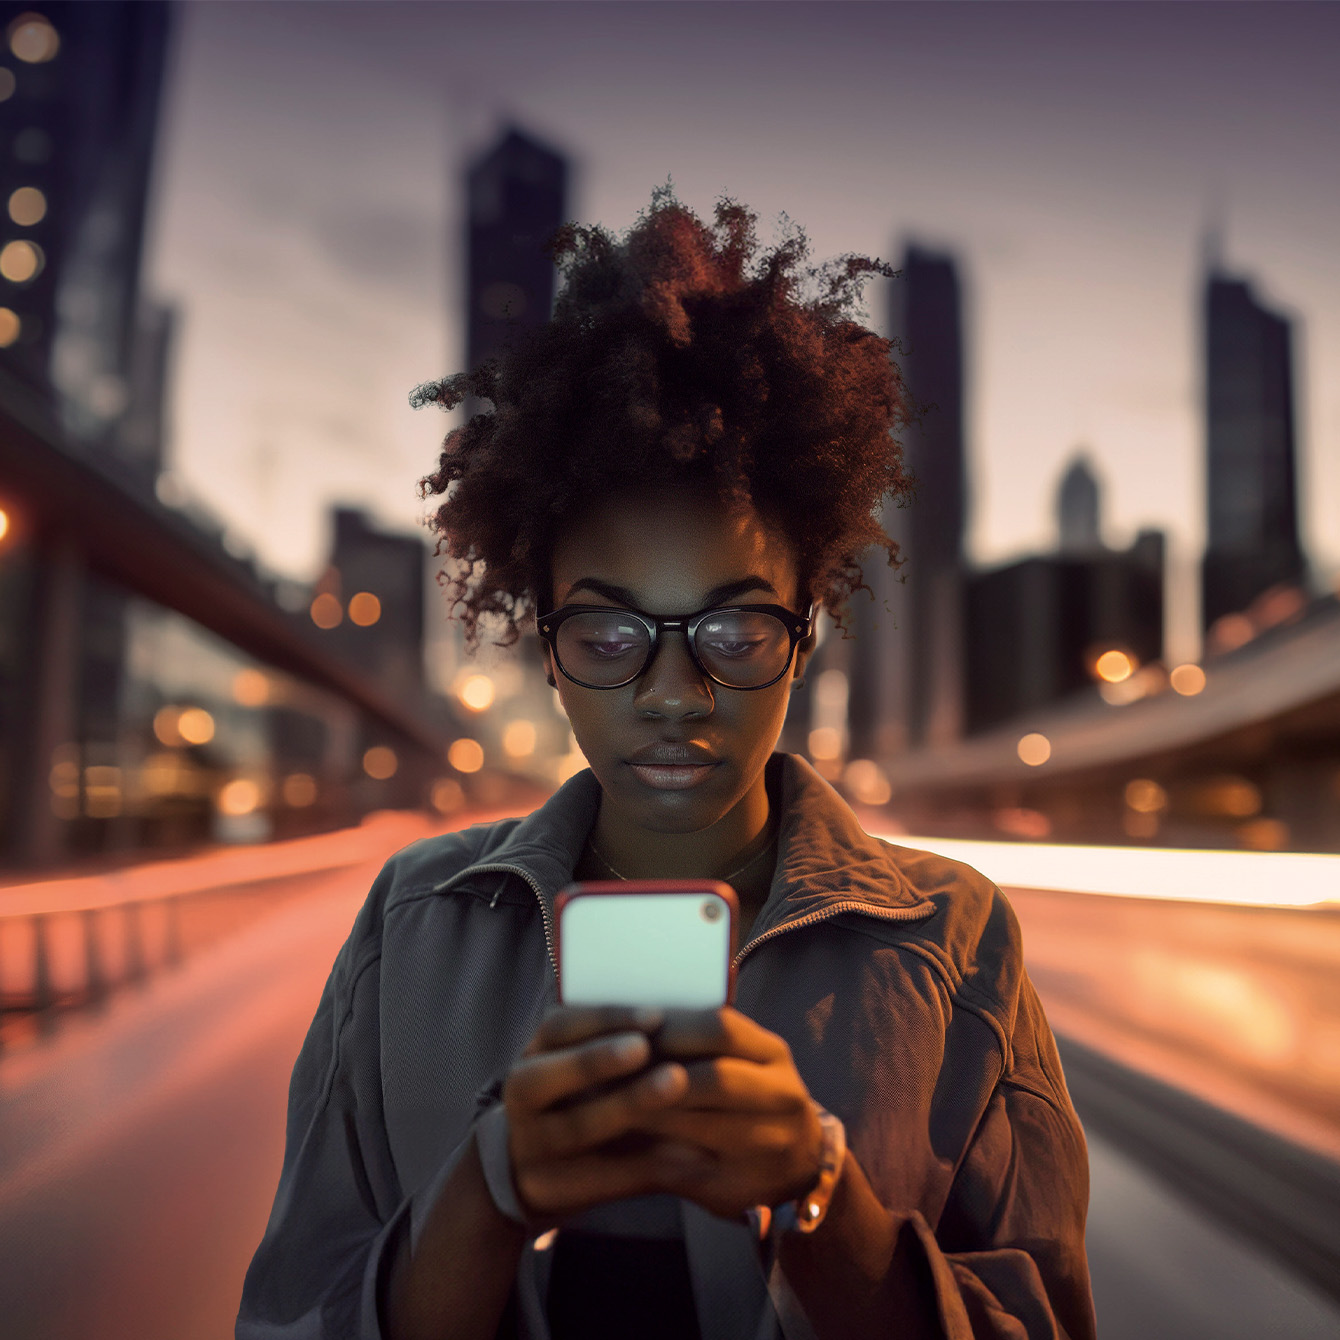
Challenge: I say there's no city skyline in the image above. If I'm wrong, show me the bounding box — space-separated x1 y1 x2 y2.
144 2 1340 639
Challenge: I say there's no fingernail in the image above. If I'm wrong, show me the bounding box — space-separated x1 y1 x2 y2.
652 1064 681 1094
613 1033 648 1061
633 1008 663 1029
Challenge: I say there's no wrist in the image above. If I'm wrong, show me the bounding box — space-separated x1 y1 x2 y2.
748 1107 846 1239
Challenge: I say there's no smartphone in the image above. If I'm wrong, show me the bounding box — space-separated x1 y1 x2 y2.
554 879 738 1009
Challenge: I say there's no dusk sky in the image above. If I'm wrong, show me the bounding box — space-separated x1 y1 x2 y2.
146 1 1340 659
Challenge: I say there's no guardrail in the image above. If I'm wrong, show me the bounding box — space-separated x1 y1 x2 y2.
0 812 438 1032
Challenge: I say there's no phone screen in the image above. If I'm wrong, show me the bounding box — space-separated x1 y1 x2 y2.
555 880 737 1009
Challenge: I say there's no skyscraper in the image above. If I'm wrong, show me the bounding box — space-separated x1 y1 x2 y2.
849 245 967 759
465 126 569 378
0 2 171 444
1201 268 1304 631
1057 453 1103 554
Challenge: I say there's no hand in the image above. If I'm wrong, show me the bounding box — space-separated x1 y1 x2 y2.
637 1007 826 1221
502 1005 715 1223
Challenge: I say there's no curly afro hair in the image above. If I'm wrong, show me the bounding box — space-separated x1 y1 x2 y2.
414 185 913 649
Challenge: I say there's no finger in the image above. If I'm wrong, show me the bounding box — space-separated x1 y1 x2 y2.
640 1107 801 1157
669 1056 807 1113
507 1030 653 1113
654 1006 788 1064
529 1061 687 1159
519 1140 714 1218
525 1004 663 1057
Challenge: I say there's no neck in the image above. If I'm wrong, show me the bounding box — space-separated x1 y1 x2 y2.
588 771 774 884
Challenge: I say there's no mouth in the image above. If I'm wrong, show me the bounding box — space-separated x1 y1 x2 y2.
624 744 721 791
626 761 720 790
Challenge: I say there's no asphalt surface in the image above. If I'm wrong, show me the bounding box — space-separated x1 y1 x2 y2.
2 856 1338 1339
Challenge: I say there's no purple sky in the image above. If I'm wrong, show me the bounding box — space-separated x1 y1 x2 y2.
146 1 1340 659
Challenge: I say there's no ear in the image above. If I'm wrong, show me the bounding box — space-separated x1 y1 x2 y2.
790 624 817 690
539 636 558 689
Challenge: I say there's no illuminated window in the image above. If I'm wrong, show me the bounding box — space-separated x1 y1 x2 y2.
348 591 381 626
0 305 19 346
8 13 59 64
8 186 45 226
0 238 43 283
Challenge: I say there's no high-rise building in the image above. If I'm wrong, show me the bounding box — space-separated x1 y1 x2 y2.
326 508 426 701
1201 268 1305 631
848 245 967 760
0 2 171 445
1057 453 1103 554
465 126 569 378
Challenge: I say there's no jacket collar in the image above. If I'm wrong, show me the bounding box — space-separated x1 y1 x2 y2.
442 753 934 928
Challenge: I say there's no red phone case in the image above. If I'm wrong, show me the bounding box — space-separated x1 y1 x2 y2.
553 879 739 1007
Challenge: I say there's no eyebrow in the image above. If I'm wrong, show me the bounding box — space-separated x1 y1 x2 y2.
561 575 781 608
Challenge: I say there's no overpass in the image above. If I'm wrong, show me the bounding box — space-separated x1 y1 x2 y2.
880 595 1340 850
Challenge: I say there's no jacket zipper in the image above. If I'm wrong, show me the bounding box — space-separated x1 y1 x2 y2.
733 899 934 971
439 863 559 978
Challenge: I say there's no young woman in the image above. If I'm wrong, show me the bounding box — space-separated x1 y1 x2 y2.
237 192 1095 1340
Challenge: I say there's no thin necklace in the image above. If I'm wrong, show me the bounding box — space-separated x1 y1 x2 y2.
587 828 777 885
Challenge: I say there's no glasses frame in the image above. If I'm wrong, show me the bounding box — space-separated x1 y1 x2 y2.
537 602 814 691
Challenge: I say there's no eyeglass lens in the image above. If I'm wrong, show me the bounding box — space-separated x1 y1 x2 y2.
555 609 793 687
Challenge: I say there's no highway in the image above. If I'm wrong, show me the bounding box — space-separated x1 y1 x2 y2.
2 823 1339 1338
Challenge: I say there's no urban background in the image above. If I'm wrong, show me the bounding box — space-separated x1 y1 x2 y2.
0 5 1339 1340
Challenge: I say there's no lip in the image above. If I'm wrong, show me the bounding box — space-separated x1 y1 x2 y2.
626 762 719 791
624 743 722 791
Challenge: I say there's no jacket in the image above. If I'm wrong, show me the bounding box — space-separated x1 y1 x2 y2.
237 754 1095 1340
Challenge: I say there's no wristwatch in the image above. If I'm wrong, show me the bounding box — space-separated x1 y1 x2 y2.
748 1107 846 1239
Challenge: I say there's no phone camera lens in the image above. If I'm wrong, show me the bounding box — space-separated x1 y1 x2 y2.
701 900 721 922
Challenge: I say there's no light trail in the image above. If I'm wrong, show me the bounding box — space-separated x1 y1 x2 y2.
872 833 1340 909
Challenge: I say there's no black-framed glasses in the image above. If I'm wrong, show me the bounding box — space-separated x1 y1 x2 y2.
538 603 813 691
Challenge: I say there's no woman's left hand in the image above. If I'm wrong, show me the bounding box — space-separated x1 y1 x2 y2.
635 1006 826 1220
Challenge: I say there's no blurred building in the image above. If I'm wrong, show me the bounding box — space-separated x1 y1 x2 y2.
322 508 426 702
0 1 171 449
1201 267 1305 633
1057 453 1103 555
964 518 1166 734
465 125 569 377
848 244 967 762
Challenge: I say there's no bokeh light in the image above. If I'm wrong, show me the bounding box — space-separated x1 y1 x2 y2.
1125 778 1169 813
1017 733 1051 766
281 772 317 807
348 591 381 626
309 592 342 629
0 238 43 282
0 306 19 346
431 777 465 814
217 777 262 816
1170 663 1207 696
362 746 398 779
8 185 46 226
458 673 495 712
1094 649 1135 683
177 707 215 745
502 719 537 758
8 12 60 63
808 726 841 761
448 737 484 773
232 668 270 706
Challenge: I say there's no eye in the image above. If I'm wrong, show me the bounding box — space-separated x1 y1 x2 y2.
578 636 642 659
700 637 767 659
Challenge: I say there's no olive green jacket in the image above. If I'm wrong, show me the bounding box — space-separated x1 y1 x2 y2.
237 754 1095 1340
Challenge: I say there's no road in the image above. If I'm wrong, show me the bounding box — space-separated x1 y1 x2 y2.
2 850 1339 1338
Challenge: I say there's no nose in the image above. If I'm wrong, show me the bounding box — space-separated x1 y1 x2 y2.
632 629 714 719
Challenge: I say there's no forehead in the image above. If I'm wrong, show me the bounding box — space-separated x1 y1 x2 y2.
550 487 799 611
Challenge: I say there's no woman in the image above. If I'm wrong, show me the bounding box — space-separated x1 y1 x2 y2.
237 191 1095 1340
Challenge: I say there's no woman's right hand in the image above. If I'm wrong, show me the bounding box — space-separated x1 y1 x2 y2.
502 1005 708 1222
